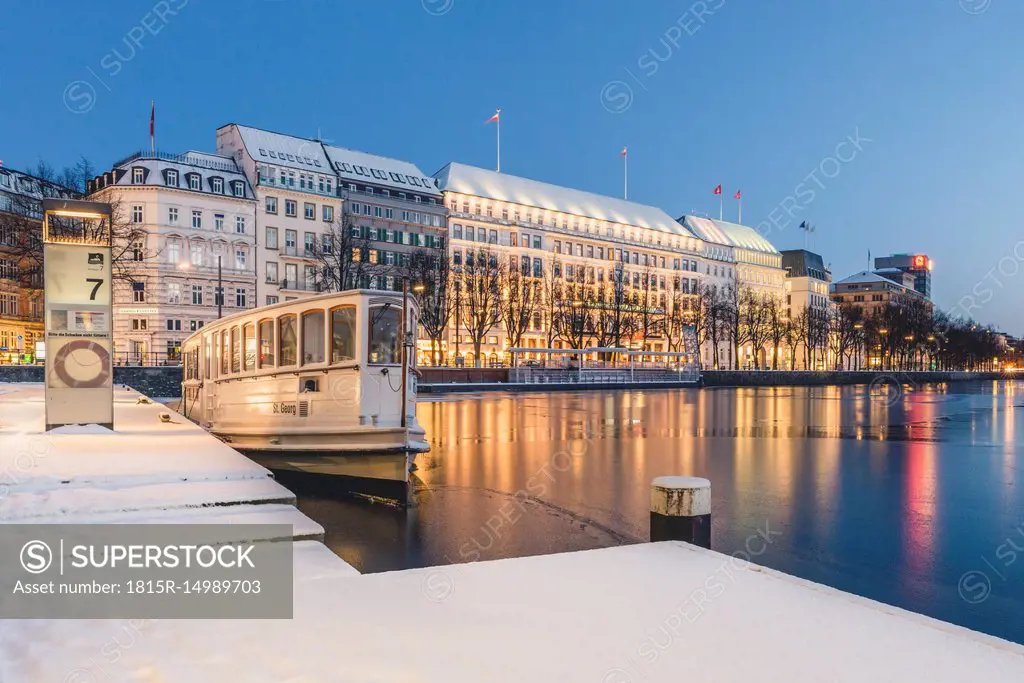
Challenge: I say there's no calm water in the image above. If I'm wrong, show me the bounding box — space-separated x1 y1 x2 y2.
286 380 1024 644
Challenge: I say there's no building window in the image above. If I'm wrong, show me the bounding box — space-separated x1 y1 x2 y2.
323 205 334 222
132 282 146 303
212 178 224 193
192 210 202 229
304 202 315 220
165 239 181 264
191 285 203 305
266 296 278 306
232 181 244 197
131 205 143 223
235 248 247 270
235 216 245 234
132 168 144 184
385 208 393 219
266 226 278 249
304 232 315 256
167 282 181 304
266 261 278 283
235 288 247 308
168 207 178 224
167 170 178 187
188 175 201 191
166 319 182 331
132 241 144 261
285 230 297 256
265 196 278 214
214 213 224 231
285 200 297 217
131 318 147 330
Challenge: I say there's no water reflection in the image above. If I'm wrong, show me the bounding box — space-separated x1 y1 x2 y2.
291 380 1024 644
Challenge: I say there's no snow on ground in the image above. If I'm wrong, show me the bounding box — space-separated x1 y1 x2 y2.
3 542 1023 682
0 385 297 521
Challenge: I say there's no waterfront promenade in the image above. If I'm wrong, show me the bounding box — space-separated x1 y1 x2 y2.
2 382 1024 680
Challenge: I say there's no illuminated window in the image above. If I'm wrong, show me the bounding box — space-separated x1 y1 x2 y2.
258 319 275 368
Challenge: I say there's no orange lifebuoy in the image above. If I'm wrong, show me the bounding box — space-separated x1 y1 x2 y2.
52 339 111 388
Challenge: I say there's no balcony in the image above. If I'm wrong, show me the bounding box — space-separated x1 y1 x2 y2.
279 279 322 293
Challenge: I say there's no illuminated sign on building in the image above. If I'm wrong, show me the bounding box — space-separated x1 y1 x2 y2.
912 254 928 269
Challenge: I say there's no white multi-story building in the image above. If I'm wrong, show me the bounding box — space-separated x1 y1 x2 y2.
215 124 446 306
434 162 716 365
781 249 833 369
87 151 256 364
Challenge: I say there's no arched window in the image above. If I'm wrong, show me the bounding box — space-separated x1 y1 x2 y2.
243 322 255 371
258 318 275 368
231 326 241 373
279 314 297 367
301 310 325 365
331 306 357 363
220 329 230 375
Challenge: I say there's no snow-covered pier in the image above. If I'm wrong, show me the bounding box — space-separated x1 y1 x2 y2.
3 383 1024 681
0 383 356 565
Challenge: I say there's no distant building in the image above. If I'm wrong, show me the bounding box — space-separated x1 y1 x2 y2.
87 151 257 364
781 249 831 316
0 167 78 363
830 270 928 316
873 253 931 299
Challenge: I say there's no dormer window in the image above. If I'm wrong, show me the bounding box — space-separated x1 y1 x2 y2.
188 174 201 191
166 170 179 187
132 167 144 184
232 181 244 197
211 177 224 194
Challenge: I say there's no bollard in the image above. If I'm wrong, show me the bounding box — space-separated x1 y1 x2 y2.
650 476 711 548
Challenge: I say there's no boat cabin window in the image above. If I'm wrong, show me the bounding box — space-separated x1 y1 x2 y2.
243 322 256 371
220 330 230 375
204 335 211 379
331 306 356 363
302 310 325 365
279 314 297 367
368 305 400 364
231 326 241 373
258 319 274 368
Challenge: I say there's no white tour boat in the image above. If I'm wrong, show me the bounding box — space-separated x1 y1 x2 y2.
178 289 427 483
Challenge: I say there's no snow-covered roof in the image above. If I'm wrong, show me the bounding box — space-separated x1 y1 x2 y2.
230 124 332 172
680 215 780 254
323 145 440 197
434 162 694 237
94 151 254 199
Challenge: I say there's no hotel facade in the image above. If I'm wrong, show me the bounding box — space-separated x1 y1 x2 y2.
434 162 785 368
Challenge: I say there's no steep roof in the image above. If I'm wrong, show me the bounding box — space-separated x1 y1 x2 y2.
227 124 332 172
679 215 779 254
434 162 694 237
323 145 440 197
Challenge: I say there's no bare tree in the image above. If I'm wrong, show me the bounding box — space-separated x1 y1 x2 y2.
765 295 790 370
459 248 502 366
741 290 772 369
409 246 453 366
309 211 383 292
552 279 593 350
540 257 562 350
498 261 541 362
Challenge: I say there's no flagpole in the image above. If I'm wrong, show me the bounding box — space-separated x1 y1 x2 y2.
719 193 723 221
623 149 628 200
496 108 501 173
738 197 742 224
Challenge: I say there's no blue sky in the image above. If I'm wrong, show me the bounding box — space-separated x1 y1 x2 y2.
2 0 1021 333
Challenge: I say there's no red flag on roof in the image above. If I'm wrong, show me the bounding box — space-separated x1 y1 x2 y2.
734 190 742 200
620 146 628 157
487 108 500 124
713 184 722 195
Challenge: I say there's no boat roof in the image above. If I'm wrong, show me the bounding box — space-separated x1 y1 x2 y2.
182 289 407 343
